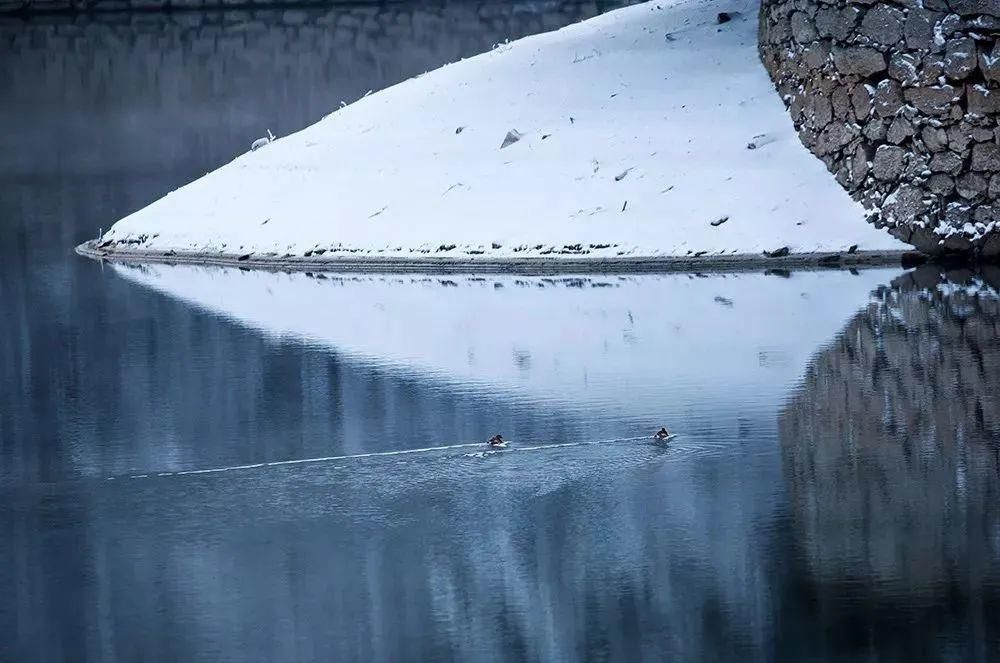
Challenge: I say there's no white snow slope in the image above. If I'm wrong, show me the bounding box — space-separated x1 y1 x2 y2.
104 0 905 260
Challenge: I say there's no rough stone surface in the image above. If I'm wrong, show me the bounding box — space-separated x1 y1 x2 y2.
816 6 858 40
980 44 1000 85
972 142 1000 171
947 123 972 153
873 79 903 118
904 8 943 50
873 145 905 181
928 173 956 195
849 143 871 187
944 37 977 80
886 116 914 144
968 84 1000 115
760 0 1000 256
832 46 887 76
888 52 921 85
905 86 958 116
951 0 1000 17
851 83 873 120
930 151 964 175
922 126 949 152
860 5 904 46
790 11 818 42
957 172 989 200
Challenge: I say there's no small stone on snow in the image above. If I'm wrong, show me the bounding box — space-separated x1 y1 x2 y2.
500 130 523 149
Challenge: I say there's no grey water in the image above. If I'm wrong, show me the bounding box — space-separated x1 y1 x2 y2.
2 3 1000 662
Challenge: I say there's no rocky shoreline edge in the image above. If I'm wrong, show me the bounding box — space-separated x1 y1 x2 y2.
76 240 923 274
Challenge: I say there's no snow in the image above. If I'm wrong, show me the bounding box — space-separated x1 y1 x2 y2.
113 263 900 417
103 0 904 261
936 278 998 298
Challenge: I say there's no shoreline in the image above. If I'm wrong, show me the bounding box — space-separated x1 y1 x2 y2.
76 240 920 274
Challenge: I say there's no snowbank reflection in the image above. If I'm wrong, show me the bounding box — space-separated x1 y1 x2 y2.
113 264 896 424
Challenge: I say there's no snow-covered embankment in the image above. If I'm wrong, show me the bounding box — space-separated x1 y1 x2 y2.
83 0 906 267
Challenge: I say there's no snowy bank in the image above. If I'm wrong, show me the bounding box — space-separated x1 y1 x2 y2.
91 0 905 264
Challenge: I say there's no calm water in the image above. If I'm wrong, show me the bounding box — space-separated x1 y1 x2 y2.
3 4 1000 662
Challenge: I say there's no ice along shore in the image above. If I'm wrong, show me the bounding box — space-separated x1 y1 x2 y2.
78 0 909 270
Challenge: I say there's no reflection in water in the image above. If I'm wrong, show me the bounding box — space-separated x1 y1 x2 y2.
7 438 778 661
112 264 896 419
5 266 871 661
780 267 1000 657
8 256 1000 660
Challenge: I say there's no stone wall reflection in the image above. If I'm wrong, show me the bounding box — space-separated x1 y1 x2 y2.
780 266 1000 594
0 1 632 182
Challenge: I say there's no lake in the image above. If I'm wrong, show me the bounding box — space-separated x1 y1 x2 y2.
2 3 1000 661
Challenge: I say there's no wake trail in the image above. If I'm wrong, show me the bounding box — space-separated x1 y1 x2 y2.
465 436 650 457
106 435 656 481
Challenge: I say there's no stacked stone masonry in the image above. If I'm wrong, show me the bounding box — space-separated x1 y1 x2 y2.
759 0 1000 256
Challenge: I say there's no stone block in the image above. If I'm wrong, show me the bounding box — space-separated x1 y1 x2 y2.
904 85 958 115
860 4 904 46
968 84 1000 114
903 8 943 50
972 142 1000 171
832 46 887 76
943 37 977 80
873 145 906 180
790 11 818 42
888 52 920 85
873 79 904 117
956 172 988 200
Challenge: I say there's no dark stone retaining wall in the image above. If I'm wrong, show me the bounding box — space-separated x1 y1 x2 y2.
759 0 1000 256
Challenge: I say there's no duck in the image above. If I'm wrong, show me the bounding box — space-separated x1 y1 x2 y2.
654 427 672 440
488 434 505 447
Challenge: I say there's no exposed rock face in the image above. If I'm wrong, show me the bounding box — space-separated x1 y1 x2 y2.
779 266 1000 593
759 0 1000 256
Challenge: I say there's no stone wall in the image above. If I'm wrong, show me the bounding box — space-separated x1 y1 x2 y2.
0 2 630 179
759 0 1000 257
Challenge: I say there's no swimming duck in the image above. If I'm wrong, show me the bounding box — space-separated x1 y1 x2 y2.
488 434 505 447
654 427 672 440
